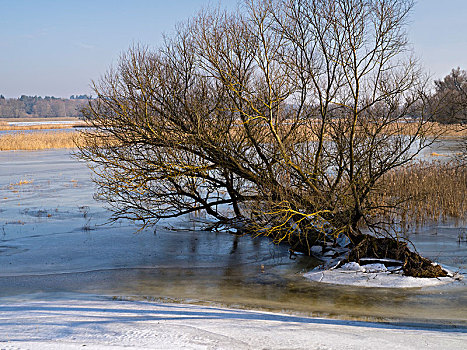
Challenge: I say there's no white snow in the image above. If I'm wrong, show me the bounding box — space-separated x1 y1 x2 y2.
340 261 365 271
303 264 460 288
339 262 389 273
360 263 388 273
0 297 466 350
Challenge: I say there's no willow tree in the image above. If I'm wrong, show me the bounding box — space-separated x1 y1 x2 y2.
78 0 433 258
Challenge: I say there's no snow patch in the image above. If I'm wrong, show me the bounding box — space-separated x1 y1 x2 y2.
340 262 364 271
1 297 466 350
304 262 461 288
361 263 388 273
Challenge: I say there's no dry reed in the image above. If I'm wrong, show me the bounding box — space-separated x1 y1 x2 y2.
394 122 467 137
0 131 80 150
0 117 82 123
0 124 85 131
373 160 467 230
0 120 85 131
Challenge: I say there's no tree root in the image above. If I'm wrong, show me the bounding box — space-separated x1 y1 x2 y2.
347 234 447 278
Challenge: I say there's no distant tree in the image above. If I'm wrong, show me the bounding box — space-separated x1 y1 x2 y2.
0 95 87 118
431 67 467 124
71 94 92 100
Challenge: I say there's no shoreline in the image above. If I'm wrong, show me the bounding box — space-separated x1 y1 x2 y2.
1 295 466 349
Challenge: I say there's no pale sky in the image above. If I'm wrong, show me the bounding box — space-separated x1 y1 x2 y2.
1 0 466 98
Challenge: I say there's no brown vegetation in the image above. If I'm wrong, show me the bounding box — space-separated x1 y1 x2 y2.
395 122 467 137
0 131 79 150
0 117 82 123
0 123 85 131
9 179 33 186
347 235 447 278
371 160 467 231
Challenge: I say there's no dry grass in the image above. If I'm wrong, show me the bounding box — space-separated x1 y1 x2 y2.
0 117 82 123
0 131 81 150
394 122 467 137
10 179 33 186
0 123 85 131
373 160 467 230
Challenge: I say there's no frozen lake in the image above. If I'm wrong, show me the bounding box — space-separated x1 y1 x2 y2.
0 148 466 328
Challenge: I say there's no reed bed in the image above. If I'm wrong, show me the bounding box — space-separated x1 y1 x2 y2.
0 121 85 131
393 122 467 137
373 160 467 230
0 124 84 131
0 131 80 150
0 117 82 123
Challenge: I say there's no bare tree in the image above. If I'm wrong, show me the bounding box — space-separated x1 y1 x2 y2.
432 67 467 124
78 0 442 276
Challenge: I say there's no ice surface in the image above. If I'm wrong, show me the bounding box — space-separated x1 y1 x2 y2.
0 296 466 350
1 149 466 326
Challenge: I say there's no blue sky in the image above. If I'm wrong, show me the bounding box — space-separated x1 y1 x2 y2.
1 0 466 98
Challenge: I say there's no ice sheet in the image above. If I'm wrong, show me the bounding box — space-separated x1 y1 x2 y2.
0 297 466 350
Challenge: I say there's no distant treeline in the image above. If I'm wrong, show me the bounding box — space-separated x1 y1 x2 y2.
0 95 91 118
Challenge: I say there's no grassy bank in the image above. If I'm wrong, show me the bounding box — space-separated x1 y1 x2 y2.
0 131 79 150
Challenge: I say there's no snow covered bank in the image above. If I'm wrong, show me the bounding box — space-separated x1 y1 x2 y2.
303 261 463 288
0 297 466 349
304 269 457 288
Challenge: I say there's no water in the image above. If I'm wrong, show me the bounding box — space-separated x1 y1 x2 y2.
418 137 466 160
0 147 466 328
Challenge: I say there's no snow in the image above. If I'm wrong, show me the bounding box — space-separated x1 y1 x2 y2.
339 262 390 273
359 263 388 273
0 297 466 350
340 261 365 271
303 264 461 288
